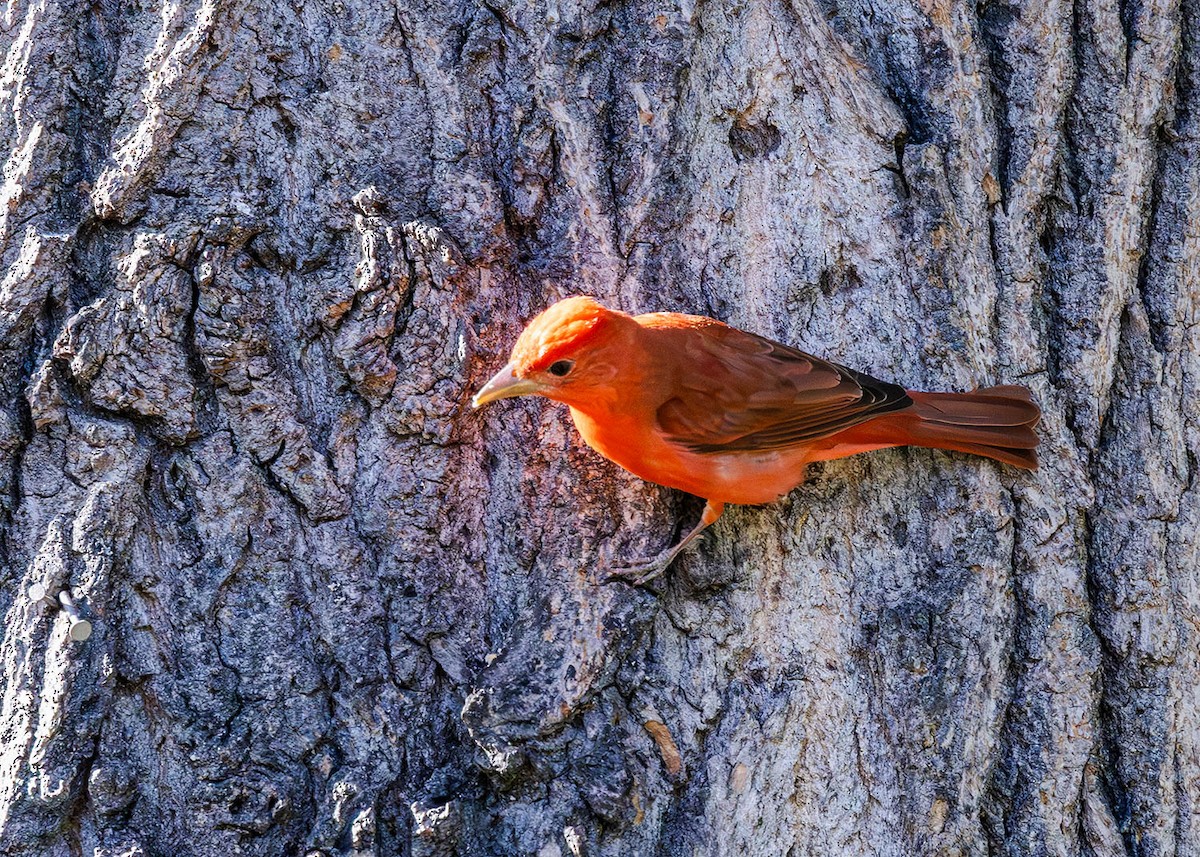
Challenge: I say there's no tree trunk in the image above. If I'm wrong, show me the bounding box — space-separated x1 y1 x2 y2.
1 0 1196 853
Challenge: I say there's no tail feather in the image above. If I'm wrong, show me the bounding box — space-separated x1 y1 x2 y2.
874 385 1041 470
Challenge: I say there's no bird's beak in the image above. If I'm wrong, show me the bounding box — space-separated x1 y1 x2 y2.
472 362 545 408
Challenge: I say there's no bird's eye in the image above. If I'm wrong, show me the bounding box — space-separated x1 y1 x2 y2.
547 359 575 377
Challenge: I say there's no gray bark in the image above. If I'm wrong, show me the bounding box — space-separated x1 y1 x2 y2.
0 0 1196 853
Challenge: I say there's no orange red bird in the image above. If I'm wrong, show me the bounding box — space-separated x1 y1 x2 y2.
473 297 1039 583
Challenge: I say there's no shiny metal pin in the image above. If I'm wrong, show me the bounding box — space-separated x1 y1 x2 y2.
27 583 59 609
58 591 93 642
28 585 92 642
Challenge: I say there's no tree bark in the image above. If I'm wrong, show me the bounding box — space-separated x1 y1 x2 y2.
0 0 1196 854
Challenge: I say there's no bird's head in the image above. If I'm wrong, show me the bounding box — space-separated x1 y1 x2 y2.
472 296 631 409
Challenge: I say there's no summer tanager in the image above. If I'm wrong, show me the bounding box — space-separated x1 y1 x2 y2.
473 296 1039 583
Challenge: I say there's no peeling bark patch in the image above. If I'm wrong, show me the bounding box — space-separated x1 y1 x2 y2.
728 119 782 162
643 720 682 776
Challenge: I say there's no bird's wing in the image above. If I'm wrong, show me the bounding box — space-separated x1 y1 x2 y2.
648 319 913 454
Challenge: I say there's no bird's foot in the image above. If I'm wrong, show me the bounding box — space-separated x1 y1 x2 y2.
603 548 676 587
600 500 725 587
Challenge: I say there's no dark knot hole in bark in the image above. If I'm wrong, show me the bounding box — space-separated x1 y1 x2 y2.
729 118 783 162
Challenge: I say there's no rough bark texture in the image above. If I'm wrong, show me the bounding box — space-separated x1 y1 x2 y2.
0 0 1197 854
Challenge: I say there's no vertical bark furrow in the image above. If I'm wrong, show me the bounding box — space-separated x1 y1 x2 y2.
89 0 232 223
972 3 1114 855
1085 1 1200 851
1046 0 1180 445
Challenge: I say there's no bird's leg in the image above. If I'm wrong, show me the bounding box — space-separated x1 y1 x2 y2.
606 500 725 586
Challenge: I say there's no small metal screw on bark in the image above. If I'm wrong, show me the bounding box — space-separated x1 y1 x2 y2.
28 584 93 642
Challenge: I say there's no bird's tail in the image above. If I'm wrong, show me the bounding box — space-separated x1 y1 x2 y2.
901 385 1040 468
854 385 1041 469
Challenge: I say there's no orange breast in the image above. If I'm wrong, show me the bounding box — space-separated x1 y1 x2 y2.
567 406 818 505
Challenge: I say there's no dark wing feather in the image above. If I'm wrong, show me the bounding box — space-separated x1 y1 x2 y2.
652 322 912 454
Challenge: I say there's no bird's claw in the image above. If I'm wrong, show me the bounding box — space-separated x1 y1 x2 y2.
603 554 672 587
